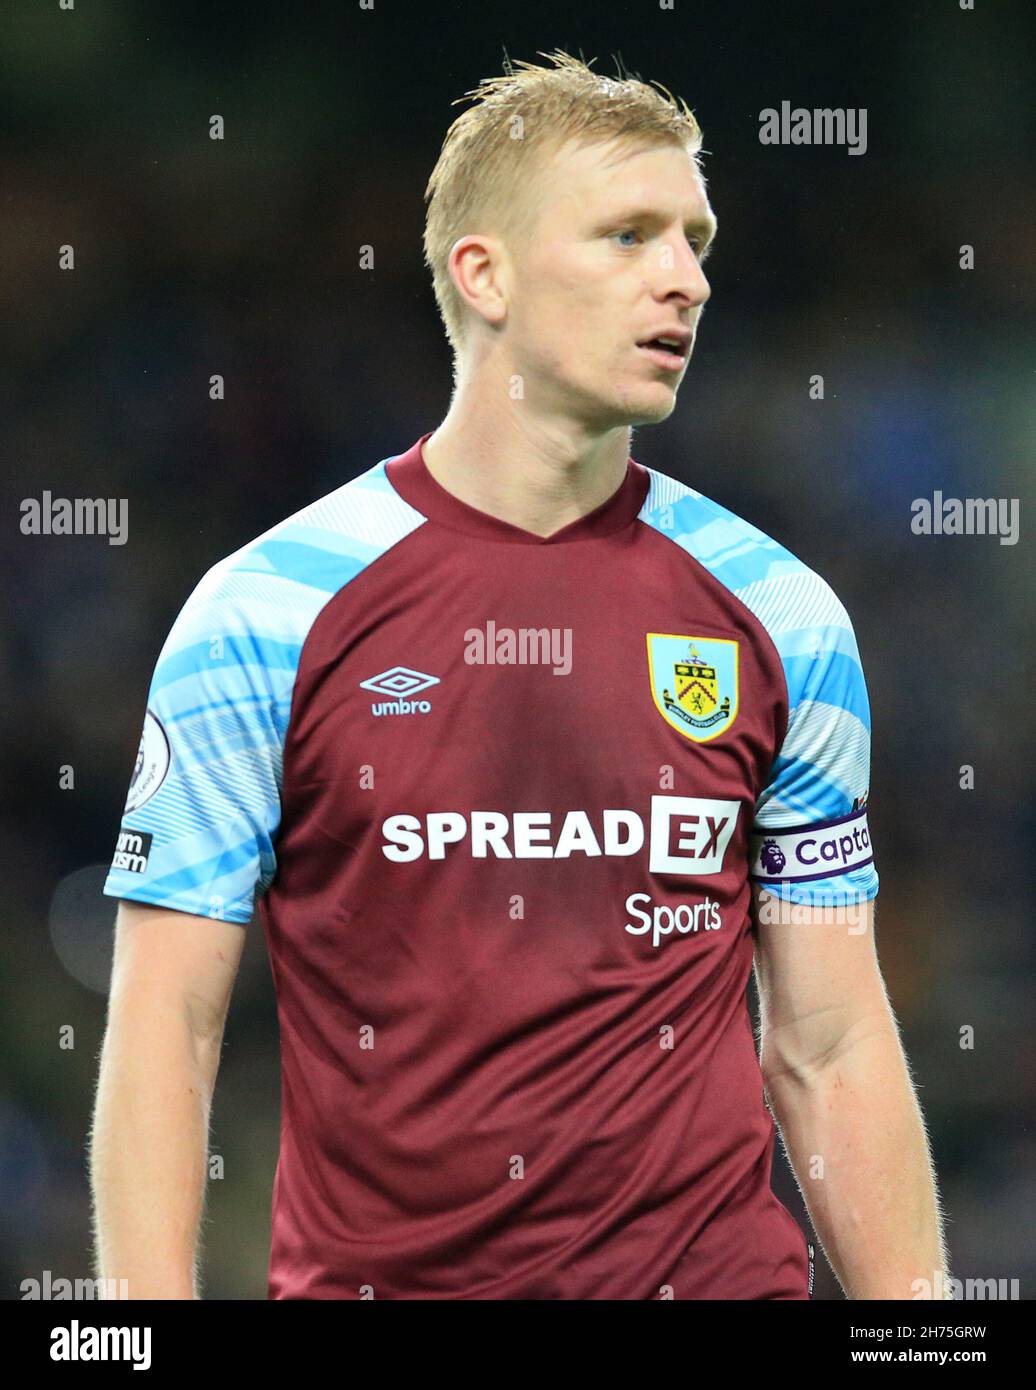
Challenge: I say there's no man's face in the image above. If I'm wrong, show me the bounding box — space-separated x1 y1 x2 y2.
500 137 716 429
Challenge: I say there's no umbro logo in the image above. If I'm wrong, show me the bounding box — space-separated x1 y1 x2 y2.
360 666 440 717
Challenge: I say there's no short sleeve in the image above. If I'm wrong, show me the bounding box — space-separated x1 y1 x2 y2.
748 577 878 906
102 562 288 924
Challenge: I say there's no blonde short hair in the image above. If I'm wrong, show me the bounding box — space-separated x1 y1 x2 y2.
423 49 705 356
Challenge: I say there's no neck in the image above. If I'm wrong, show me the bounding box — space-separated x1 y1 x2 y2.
422 354 632 539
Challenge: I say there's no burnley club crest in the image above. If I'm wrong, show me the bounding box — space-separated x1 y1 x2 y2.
646 633 739 743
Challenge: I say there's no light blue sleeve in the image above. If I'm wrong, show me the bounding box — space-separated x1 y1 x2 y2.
102 560 295 924
744 564 879 906
636 469 879 908
101 455 429 924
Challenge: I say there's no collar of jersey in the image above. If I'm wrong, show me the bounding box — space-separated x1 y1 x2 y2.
384 432 650 545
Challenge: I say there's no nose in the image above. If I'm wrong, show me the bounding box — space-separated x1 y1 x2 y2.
656 237 711 309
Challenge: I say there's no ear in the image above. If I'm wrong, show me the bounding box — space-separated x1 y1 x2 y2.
447 233 509 330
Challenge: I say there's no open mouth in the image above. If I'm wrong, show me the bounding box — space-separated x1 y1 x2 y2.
636 336 688 370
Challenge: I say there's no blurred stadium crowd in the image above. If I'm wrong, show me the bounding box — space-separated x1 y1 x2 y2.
1 3 1032 1298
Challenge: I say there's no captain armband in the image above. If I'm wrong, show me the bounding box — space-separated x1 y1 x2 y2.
748 807 873 884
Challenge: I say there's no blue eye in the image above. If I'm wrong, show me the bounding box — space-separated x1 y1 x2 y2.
612 228 705 255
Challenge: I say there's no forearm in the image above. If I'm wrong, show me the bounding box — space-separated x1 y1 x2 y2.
90 992 220 1299
763 1019 948 1300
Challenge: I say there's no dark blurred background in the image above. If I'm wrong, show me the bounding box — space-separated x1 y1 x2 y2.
2 1 1033 1300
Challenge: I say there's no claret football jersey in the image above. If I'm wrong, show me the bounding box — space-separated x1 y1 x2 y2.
103 431 878 1300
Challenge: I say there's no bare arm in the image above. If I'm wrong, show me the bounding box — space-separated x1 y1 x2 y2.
752 890 948 1299
89 900 246 1299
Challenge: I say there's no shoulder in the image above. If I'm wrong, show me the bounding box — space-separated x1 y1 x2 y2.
159 456 427 664
635 461 862 684
189 457 424 614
